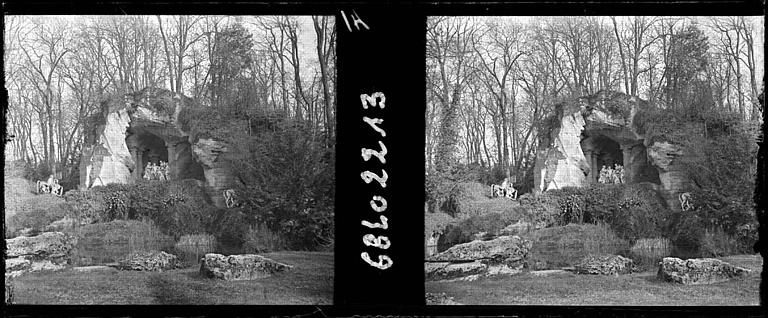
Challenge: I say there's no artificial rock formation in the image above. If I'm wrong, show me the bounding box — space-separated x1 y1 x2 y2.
574 254 636 275
5 232 76 277
534 91 693 211
199 253 293 281
117 251 183 271
5 232 77 264
425 235 532 280
80 88 236 207
657 257 750 285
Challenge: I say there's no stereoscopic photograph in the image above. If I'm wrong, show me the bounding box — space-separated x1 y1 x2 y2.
4 15 335 304
424 16 763 305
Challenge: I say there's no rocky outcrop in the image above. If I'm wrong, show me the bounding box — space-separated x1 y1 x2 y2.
425 261 487 281
5 258 31 273
534 101 590 192
199 253 293 281
574 254 636 275
425 292 462 305
533 90 694 211
646 141 694 211
657 257 750 285
80 88 237 207
117 251 183 271
425 235 531 280
6 232 77 264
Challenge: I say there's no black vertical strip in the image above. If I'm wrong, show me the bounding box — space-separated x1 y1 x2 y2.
335 8 425 306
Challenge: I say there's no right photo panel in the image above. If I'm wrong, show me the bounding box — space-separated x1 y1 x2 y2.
424 16 764 305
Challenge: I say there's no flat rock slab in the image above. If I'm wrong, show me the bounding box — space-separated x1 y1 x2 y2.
425 261 487 281
6 232 77 263
72 265 117 272
575 254 635 275
200 253 293 281
427 235 532 264
425 292 462 305
530 269 570 277
658 257 750 285
5 258 31 272
117 251 183 271
5 259 65 277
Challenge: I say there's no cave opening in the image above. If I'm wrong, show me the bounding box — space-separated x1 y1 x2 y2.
581 131 660 185
126 128 205 182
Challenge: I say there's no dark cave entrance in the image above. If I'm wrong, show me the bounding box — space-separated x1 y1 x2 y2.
126 128 204 182
581 131 660 185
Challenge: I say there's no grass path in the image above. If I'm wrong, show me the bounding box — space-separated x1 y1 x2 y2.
8 252 333 305
426 254 761 306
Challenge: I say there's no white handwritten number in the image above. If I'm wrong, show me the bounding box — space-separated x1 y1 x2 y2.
362 215 389 230
361 141 387 164
360 92 386 109
362 117 386 137
341 10 370 32
369 195 387 212
362 234 391 249
361 252 393 270
360 169 388 188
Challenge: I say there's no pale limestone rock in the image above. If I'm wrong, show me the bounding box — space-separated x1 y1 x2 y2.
200 253 293 281
6 232 77 264
425 261 487 281
658 257 750 285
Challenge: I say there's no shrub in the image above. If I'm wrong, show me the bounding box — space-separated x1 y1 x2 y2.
229 119 335 251
205 208 251 247
243 223 285 253
539 183 668 243
425 211 456 238
630 237 673 270
517 193 559 228
174 234 218 257
64 180 217 239
523 223 628 270
700 227 741 257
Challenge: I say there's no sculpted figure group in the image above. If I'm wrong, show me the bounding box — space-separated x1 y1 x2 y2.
36 175 63 197
491 177 518 200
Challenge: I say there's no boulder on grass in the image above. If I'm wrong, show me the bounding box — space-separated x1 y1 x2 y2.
425 292 461 305
5 258 31 273
425 261 487 281
117 251 183 271
5 232 77 264
574 254 635 275
199 253 293 281
427 235 532 266
657 257 750 285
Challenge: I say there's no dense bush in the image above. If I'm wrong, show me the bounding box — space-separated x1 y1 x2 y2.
537 183 667 243
227 119 335 251
64 180 216 239
523 223 629 270
636 106 759 255
243 223 285 253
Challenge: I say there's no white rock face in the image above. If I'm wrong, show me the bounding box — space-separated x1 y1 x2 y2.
536 106 590 192
84 109 133 187
646 141 692 210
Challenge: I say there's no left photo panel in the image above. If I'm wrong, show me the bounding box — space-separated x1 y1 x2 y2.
4 15 335 305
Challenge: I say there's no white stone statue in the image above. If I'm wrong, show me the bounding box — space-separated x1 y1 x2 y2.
679 192 693 211
223 189 240 208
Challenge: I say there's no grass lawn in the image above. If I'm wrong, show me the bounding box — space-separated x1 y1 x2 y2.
7 251 333 305
425 254 761 305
